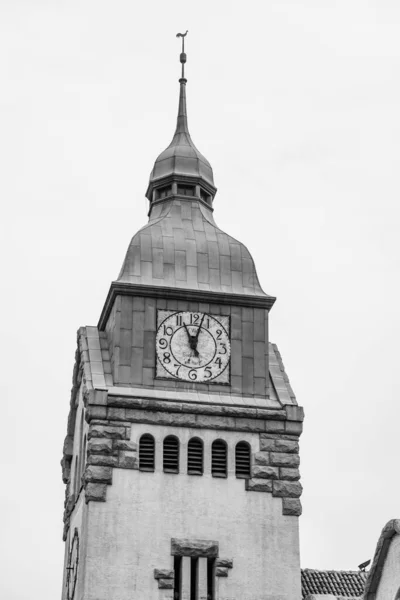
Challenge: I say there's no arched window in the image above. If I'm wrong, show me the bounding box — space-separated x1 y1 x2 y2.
211 439 227 478
139 434 155 471
235 441 251 478
187 437 203 475
163 435 179 473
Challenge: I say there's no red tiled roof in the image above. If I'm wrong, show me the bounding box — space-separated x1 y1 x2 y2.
301 569 368 598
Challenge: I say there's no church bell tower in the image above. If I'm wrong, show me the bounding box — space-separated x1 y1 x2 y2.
60 34 304 600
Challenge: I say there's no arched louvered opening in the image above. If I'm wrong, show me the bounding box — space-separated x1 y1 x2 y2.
235 441 251 478
211 439 227 478
139 434 155 472
187 437 203 475
163 435 179 473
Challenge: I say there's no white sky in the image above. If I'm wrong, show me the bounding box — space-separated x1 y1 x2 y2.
1 1 400 598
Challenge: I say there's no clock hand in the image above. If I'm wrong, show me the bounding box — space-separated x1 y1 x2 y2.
184 322 199 356
193 314 205 347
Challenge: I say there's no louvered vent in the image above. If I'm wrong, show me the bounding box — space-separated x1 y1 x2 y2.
235 441 251 478
139 434 155 471
163 436 179 473
211 440 227 478
187 438 203 475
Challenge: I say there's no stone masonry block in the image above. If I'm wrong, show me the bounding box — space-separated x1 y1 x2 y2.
88 424 127 440
85 483 107 503
215 567 229 577
154 569 174 580
171 538 218 558
252 465 279 480
273 480 303 498
245 479 273 493
282 498 302 516
264 420 285 433
275 439 299 454
93 390 108 406
85 465 113 484
86 406 107 421
215 559 233 569
280 468 300 481
285 421 303 436
113 439 138 452
270 452 300 468
254 451 270 465
158 579 174 589
87 455 119 467
118 451 138 470
285 405 304 422
87 438 113 455
259 437 276 452
107 408 126 421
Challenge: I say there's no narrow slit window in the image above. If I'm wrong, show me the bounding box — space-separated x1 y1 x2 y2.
163 435 179 473
190 557 198 600
200 189 211 205
235 441 251 478
187 437 203 475
211 440 227 478
174 556 182 598
207 558 215 600
139 434 155 472
157 185 171 199
177 184 195 196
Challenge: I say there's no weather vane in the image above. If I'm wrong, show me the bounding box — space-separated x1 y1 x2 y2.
176 30 188 79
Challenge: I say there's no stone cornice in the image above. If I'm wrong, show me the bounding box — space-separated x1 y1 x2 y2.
98 282 276 330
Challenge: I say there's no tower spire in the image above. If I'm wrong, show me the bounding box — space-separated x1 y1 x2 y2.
147 32 215 198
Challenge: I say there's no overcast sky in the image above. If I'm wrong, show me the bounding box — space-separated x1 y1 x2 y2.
1 1 400 598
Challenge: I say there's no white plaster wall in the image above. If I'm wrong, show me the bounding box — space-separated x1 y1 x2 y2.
83 424 301 600
376 534 400 600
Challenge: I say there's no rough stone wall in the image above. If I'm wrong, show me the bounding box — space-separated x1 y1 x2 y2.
375 533 400 600
104 295 270 397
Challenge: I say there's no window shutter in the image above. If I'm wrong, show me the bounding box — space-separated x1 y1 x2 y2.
163 436 179 473
235 442 251 478
139 434 155 471
211 440 227 478
187 438 203 475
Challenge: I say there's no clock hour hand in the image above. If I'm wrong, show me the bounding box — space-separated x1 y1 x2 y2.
183 322 199 357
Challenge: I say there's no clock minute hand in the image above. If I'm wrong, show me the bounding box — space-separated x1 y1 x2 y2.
194 314 206 347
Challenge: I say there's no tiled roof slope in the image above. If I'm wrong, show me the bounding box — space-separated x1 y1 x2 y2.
117 199 273 298
301 569 367 599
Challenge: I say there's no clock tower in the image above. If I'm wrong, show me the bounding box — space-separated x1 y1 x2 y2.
61 37 304 600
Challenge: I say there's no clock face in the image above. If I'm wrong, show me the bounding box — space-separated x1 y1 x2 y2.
67 529 79 600
156 310 230 383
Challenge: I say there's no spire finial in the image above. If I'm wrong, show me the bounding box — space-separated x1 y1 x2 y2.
176 31 188 80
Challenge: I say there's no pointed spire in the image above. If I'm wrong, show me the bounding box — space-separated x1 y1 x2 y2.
175 31 189 135
146 32 216 199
